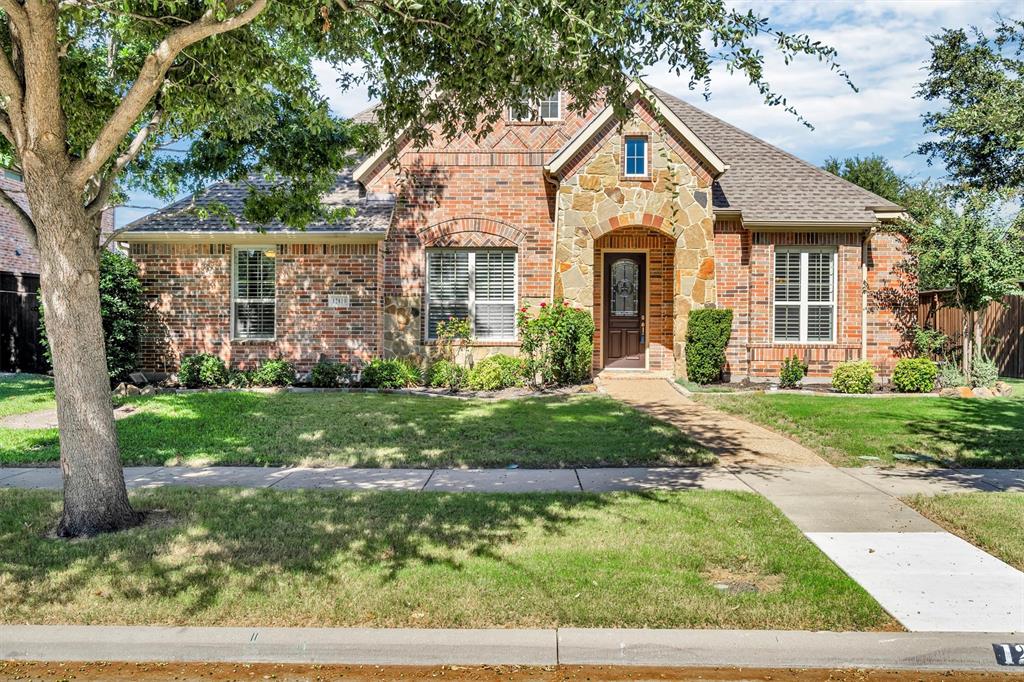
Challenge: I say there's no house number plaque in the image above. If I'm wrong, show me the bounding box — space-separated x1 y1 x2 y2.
993 643 1024 666
328 294 351 308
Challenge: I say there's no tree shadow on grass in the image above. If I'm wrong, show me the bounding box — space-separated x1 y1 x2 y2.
901 397 1024 468
0 487 666 623
108 391 711 468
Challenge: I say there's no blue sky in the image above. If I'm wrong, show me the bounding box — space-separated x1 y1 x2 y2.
117 0 1022 227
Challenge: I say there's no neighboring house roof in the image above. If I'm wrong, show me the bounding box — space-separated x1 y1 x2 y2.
119 171 393 240
650 88 901 225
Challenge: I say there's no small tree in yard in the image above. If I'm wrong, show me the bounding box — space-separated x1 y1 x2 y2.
901 190 1024 380
0 0 851 536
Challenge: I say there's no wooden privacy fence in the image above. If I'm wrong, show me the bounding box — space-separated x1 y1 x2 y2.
918 290 1024 379
0 271 47 373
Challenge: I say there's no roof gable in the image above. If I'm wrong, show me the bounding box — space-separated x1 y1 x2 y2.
544 81 727 178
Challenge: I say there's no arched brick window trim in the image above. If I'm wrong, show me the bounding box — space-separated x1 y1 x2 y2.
591 211 676 241
418 217 526 248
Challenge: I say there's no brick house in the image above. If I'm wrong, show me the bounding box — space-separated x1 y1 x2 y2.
120 82 913 380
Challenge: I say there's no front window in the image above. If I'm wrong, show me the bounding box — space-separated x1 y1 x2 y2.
773 248 836 343
624 136 647 177
510 93 560 122
232 247 276 340
426 249 517 341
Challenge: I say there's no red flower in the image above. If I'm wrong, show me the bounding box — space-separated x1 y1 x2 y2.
540 302 547 308
520 307 527 313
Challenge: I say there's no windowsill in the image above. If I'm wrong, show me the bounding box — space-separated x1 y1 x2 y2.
424 339 520 347
751 342 856 349
622 174 652 182
230 338 276 343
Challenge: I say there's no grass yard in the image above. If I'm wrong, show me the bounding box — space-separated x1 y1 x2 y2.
0 374 54 418
0 487 892 630
694 379 1024 468
903 493 1024 570
0 391 712 468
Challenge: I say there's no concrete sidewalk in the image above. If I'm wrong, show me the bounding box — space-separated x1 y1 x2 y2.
2 464 1021 494
1 625 1019 671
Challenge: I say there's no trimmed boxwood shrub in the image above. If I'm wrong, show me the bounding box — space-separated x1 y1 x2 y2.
517 300 595 386
466 354 527 391
892 357 938 393
251 359 296 387
831 360 875 394
427 359 466 391
178 353 228 388
779 355 808 389
685 308 733 384
362 358 421 389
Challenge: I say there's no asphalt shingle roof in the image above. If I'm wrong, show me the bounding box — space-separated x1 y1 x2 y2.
651 88 901 224
123 171 393 234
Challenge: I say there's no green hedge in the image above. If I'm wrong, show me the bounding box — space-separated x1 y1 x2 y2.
362 358 421 389
466 354 527 391
831 361 875 394
892 358 938 393
685 308 733 384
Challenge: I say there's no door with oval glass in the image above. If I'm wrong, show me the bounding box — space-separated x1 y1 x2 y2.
604 252 646 369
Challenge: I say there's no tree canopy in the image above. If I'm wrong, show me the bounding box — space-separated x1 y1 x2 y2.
917 18 1024 192
0 0 854 233
823 154 907 206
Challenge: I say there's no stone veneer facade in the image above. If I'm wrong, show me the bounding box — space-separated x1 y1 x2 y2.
551 99 717 376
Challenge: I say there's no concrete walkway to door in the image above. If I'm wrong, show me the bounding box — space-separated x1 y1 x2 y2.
599 375 827 467
601 376 1024 633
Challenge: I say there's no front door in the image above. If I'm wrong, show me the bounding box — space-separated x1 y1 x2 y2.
604 253 646 369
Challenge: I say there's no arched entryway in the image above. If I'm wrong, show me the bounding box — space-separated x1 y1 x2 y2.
593 227 676 372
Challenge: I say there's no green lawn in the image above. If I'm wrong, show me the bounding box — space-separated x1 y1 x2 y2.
0 391 712 468
0 488 892 630
903 493 1024 571
0 374 54 418
694 380 1024 468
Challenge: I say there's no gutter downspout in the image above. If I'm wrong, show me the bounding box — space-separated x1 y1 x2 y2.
861 225 878 361
544 171 561 304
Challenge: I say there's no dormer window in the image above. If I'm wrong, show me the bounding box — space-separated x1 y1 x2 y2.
510 92 561 122
624 136 648 177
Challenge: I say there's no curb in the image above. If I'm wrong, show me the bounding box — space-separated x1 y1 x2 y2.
1 626 1018 671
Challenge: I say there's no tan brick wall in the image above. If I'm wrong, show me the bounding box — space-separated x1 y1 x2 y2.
130 242 382 373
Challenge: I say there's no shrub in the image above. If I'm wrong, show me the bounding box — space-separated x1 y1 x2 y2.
779 355 808 389
427 359 466 391
466 354 527 391
178 353 227 388
40 250 145 383
310 360 352 388
434 316 472 363
913 327 948 357
684 308 733 385
971 350 999 388
361 358 422 389
938 361 966 388
517 300 595 386
831 360 875 394
892 357 938 393
251 359 296 387
227 369 253 388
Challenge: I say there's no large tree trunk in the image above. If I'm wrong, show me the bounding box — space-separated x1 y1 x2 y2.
26 165 139 537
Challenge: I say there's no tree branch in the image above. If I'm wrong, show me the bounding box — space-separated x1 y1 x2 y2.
85 107 162 216
0 185 37 246
70 0 269 189
0 110 15 146
0 43 24 141
0 0 29 32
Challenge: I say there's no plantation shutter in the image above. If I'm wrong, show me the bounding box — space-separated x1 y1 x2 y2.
806 251 834 342
473 251 516 340
233 248 276 340
773 250 801 342
426 251 470 339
